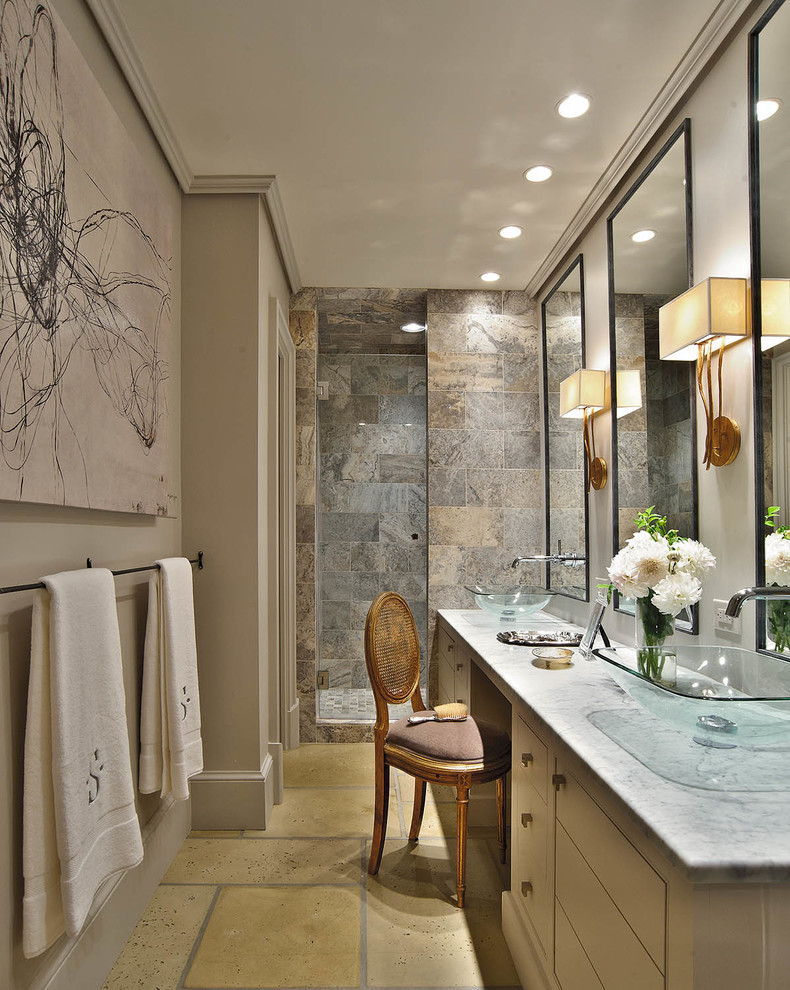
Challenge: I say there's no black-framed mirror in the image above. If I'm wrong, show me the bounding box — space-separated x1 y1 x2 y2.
541 255 589 601
606 118 699 631
750 0 790 655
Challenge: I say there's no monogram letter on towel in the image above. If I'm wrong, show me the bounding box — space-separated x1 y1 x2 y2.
23 569 143 958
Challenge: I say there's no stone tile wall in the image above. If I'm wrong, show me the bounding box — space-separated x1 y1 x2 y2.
426 289 541 698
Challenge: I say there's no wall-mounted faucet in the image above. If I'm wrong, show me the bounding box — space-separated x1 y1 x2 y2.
511 540 586 569
725 586 790 617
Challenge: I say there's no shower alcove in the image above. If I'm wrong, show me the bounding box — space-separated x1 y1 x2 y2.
315 291 428 722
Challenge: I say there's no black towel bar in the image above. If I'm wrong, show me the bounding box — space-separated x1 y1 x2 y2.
0 551 204 596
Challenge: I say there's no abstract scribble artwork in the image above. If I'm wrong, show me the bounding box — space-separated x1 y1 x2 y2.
0 0 173 514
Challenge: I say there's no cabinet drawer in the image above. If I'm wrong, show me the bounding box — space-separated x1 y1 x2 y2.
516 786 549 950
437 623 456 665
454 646 471 699
556 823 664 990
438 653 455 704
514 714 548 801
555 901 604 990
556 771 666 969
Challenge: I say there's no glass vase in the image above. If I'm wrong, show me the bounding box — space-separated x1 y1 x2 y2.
635 594 677 686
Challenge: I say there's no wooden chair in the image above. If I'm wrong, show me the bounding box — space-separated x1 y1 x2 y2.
364 591 511 907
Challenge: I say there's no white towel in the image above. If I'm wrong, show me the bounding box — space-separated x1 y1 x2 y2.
23 569 143 958
139 558 203 801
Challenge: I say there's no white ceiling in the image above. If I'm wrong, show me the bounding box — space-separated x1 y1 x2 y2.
111 0 730 291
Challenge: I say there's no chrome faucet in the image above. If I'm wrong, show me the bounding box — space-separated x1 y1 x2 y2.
725 586 790 617
511 540 585 569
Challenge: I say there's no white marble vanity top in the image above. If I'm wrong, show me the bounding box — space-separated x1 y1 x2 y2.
439 608 790 884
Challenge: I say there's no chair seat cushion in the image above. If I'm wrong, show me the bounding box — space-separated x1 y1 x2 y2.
385 712 510 763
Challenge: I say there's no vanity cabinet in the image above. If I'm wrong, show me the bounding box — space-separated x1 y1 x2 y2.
436 621 470 709
505 706 694 990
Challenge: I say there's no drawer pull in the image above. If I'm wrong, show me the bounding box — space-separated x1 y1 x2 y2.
456 698 463 704
552 773 566 791
521 813 533 828
447 643 454 652
521 753 534 767
521 881 533 896
456 663 463 672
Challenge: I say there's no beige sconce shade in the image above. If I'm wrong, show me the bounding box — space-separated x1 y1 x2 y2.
761 279 790 351
559 369 606 419
658 277 748 360
615 370 642 418
558 368 607 491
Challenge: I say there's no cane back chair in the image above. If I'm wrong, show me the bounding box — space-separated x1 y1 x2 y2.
364 591 511 907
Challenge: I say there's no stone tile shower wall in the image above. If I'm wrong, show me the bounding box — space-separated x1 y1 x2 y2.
426 289 541 697
544 291 586 595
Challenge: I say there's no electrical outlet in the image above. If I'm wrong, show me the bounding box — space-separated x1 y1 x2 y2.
317 670 329 689
713 598 740 634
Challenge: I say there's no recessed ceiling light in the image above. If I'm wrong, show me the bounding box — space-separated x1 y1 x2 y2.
480 272 501 282
631 229 656 243
757 98 782 121
499 225 522 239
557 93 590 118
401 322 425 332
525 165 553 183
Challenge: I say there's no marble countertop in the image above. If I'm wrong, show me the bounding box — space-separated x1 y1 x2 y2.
439 608 790 884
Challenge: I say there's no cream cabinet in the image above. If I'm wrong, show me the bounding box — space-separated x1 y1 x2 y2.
436 621 471 709
505 705 694 990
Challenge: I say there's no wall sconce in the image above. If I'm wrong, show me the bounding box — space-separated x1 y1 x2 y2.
761 279 790 351
658 277 747 469
559 368 607 492
615 370 642 418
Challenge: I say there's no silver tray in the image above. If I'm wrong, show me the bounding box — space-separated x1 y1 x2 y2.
497 630 582 647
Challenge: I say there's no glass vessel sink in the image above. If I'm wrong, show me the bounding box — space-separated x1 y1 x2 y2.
465 585 553 621
595 645 790 748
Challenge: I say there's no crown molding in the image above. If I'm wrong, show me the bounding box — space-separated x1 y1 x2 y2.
84 0 192 191
188 176 303 293
526 0 759 298
86 2 302 293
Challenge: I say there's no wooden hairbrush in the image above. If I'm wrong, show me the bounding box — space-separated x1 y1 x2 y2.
408 703 468 724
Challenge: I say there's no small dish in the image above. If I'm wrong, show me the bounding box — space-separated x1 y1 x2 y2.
531 647 574 669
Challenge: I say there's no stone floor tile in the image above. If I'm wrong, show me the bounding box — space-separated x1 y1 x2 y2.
245 787 401 838
189 829 242 838
102 885 214 989
184 886 361 989
164 837 363 885
283 741 375 786
366 840 518 987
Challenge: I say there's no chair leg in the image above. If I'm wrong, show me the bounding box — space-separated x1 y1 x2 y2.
368 759 390 875
496 774 507 864
408 777 427 841
455 783 470 907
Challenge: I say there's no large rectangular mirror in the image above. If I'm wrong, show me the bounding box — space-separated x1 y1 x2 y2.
542 256 588 600
750 0 790 655
606 119 698 628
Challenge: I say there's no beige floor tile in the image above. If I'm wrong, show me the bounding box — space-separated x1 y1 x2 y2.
283 742 374 786
189 829 242 838
366 839 518 987
395 771 455 804
102 885 214 989
247 787 401 838
184 886 361 989
164 837 363 884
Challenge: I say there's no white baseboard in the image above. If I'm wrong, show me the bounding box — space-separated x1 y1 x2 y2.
40 796 191 990
190 753 275 829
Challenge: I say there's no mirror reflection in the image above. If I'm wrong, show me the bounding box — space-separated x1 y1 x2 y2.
753 0 790 654
542 256 588 600
607 120 698 620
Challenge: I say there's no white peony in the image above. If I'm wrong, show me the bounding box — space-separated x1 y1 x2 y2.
766 532 790 584
651 571 703 617
607 550 650 600
627 533 671 589
674 539 717 580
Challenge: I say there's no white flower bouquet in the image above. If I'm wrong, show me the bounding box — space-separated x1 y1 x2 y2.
765 506 790 652
607 507 716 680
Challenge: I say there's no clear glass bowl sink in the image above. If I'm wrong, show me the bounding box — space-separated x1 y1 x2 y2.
465 585 553 621
595 645 790 748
